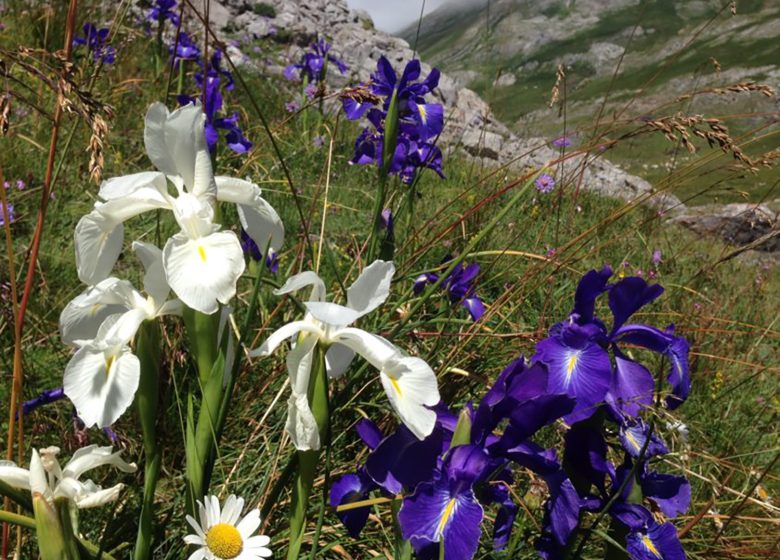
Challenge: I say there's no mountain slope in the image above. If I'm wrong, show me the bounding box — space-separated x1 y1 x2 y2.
400 0 780 203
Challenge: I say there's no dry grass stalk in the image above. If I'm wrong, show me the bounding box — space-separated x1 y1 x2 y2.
645 113 755 168
549 63 565 108
339 84 380 107
0 95 9 136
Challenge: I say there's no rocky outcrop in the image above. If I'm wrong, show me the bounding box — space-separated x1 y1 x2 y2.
202 0 683 213
669 203 780 253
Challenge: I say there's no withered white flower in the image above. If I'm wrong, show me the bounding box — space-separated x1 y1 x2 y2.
0 445 136 509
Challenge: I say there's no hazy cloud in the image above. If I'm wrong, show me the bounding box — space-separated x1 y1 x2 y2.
346 0 454 33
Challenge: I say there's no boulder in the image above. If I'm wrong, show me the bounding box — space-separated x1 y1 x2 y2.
669 203 780 252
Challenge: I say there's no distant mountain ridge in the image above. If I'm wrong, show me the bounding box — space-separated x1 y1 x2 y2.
401 0 780 128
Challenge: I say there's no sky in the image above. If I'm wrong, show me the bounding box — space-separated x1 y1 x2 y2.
345 0 453 33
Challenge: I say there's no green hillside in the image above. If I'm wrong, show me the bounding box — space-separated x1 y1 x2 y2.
404 0 780 203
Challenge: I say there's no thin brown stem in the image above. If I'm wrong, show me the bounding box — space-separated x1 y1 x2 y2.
2 1 78 557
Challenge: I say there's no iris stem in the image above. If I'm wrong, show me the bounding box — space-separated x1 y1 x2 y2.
133 321 163 560
0 511 33 530
183 308 222 515
287 345 329 560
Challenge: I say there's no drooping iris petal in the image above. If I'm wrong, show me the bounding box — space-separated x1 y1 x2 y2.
74 213 126 285
399 447 488 560
410 102 444 140
63 343 140 428
162 230 246 315
611 350 655 417
462 297 485 321
534 325 612 422
284 335 320 450
329 470 375 537
614 324 690 409
625 521 686 560
342 97 372 120
641 471 691 518
214 176 284 255
619 419 669 458
542 471 581 546
355 418 384 450
59 278 137 345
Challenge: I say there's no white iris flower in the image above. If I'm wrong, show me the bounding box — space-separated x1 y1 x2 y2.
61 242 182 428
0 445 136 509
250 261 440 450
74 102 284 314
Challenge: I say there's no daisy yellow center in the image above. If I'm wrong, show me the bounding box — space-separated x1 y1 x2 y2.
205 523 243 559
641 535 661 558
198 244 208 263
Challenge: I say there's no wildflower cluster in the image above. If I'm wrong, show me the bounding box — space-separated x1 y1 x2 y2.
146 0 179 27
284 37 347 85
72 23 116 64
332 268 691 559
343 56 445 184
174 39 252 154
414 256 486 321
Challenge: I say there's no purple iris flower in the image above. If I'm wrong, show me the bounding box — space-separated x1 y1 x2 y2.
329 469 375 537
0 202 14 226
343 56 445 184
147 0 179 26
552 136 572 148
332 358 577 558
177 49 251 154
399 445 489 560
380 208 394 233
626 521 686 560
72 23 115 64
533 267 691 423
413 257 485 321
284 38 347 84
169 31 201 66
240 229 279 273
619 418 669 459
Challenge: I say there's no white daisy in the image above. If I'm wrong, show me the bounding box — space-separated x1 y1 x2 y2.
184 495 272 560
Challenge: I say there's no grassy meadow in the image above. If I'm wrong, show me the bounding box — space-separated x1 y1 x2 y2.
0 1 778 559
